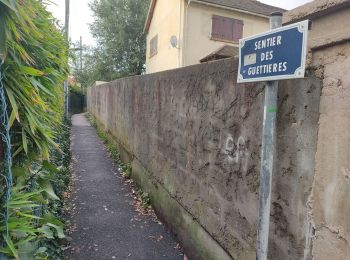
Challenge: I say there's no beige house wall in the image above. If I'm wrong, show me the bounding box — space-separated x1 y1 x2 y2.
146 0 271 73
146 0 184 74
284 1 350 259
183 2 270 66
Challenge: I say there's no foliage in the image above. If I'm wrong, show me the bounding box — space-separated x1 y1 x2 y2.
89 0 149 76
0 154 67 259
70 45 104 89
71 0 150 88
0 0 69 258
1 0 68 158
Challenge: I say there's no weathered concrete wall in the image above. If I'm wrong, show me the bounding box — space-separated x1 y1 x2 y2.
88 58 321 259
311 41 350 260
284 1 350 259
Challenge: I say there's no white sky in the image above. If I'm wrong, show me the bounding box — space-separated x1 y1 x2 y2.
46 0 313 47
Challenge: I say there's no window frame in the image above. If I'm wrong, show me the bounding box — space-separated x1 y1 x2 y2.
149 34 158 58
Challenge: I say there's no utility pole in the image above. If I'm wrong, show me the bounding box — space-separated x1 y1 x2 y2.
80 36 83 72
64 0 70 119
65 0 70 41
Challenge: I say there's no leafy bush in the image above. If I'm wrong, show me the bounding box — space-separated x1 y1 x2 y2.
0 0 69 258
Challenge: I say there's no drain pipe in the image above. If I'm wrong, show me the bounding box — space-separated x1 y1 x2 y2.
256 12 283 260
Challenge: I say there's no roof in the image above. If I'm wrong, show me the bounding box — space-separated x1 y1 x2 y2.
144 0 158 34
200 45 239 63
144 0 285 34
196 0 285 16
283 0 350 25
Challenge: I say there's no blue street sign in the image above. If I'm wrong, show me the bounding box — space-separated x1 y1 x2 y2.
238 20 309 83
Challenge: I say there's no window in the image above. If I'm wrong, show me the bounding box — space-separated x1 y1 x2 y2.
150 34 158 57
211 15 243 42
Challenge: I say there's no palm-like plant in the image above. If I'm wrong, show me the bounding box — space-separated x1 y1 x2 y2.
2 0 68 158
0 0 69 258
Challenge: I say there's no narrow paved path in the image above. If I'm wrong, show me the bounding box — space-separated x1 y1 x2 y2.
66 114 183 260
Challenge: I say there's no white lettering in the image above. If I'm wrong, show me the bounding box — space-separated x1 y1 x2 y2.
273 64 278 72
277 36 282 45
246 62 288 76
254 35 283 50
282 62 287 71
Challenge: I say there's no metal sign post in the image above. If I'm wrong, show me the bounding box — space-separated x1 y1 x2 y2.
237 11 309 260
255 12 282 260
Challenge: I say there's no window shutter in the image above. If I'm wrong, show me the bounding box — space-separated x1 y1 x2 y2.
150 34 158 56
212 15 222 39
223 17 233 41
233 19 243 41
212 16 244 42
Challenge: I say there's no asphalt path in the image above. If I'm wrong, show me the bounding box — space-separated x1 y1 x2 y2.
65 113 183 260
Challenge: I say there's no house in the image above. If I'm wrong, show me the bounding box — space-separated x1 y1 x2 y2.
144 0 284 74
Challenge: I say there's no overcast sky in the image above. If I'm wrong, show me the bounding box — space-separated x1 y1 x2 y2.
46 0 313 46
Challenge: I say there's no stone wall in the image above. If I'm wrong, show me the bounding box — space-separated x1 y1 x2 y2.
88 58 321 259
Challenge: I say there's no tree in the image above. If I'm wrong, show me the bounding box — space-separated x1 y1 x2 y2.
89 0 150 79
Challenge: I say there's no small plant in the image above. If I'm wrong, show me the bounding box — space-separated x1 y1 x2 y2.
137 190 151 208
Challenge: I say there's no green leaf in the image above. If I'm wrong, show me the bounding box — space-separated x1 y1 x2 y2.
5 88 20 122
9 109 16 126
36 247 47 254
41 160 59 173
7 201 39 208
37 178 60 200
20 66 44 76
4 235 19 260
46 223 65 239
0 0 17 12
12 166 26 178
22 128 28 154
18 241 38 259
12 190 43 200
29 77 54 96
41 213 64 227
37 226 54 239
17 212 42 220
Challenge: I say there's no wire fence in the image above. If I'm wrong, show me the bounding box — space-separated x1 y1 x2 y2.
0 64 13 242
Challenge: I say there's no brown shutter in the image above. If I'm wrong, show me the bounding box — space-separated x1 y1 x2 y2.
212 15 222 39
212 16 244 42
150 34 158 56
233 19 243 41
223 17 233 41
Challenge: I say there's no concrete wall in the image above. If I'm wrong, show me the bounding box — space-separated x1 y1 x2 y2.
88 58 321 259
184 2 269 66
284 1 350 259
